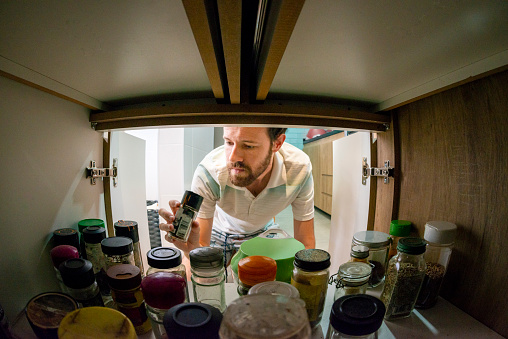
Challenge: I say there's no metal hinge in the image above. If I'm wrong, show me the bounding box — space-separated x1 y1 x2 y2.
362 158 394 185
86 159 118 186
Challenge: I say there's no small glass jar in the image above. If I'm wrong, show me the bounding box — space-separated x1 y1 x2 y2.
58 258 104 307
416 221 457 309
351 231 391 287
78 219 105 259
101 236 135 269
169 190 204 242
141 272 187 339
164 303 223 339
332 262 372 301
219 294 311 339
291 249 330 329
388 220 412 260
147 247 189 302
114 220 145 276
83 226 111 301
52 228 80 255
189 247 227 312
50 245 80 293
350 245 370 263
106 264 151 335
248 281 300 299
380 237 427 320
237 255 277 296
326 294 385 339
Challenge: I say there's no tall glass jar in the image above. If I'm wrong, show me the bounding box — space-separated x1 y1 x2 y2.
189 247 226 312
416 221 457 309
58 258 104 307
101 236 135 269
83 226 111 303
388 220 412 260
291 249 330 329
237 255 277 296
380 237 427 320
351 231 391 287
114 220 145 276
332 262 372 301
146 247 189 302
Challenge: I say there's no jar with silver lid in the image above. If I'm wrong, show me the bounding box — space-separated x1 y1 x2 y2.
351 231 391 287
101 236 135 269
331 262 372 301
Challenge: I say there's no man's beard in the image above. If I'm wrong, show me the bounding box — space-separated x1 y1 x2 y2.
227 149 272 187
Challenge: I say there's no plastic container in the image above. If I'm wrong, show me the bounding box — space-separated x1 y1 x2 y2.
114 220 145 275
291 249 331 329
416 221 457 309
101 236 135 269
380 237 427 320
58 258 104 307
332 262 372 301
49 245 80 293
388 220 412 259
189 247 226 312
351 231 391 287
169 190 203 242
146 246 189 302
164 303 223 339
248 281 300 298
326 294 385 339
237 255 277 296
78 219 105 259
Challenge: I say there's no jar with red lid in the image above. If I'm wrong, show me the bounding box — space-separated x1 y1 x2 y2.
237 255 277 296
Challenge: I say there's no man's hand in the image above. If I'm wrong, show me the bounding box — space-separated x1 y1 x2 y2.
159 200 201 254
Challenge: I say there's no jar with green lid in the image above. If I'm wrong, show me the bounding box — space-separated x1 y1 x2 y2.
331 262 372 301
114 220 145 276
388 220 412 260
147 247 189 302
291 249 331 329
351 231 391 287
380 237 427 320
78 219 105 259
101 236 135 269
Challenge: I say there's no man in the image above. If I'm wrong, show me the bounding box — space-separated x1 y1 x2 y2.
159 127 315 266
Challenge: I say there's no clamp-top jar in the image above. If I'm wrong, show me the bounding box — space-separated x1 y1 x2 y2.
332 262 372 301
351 231 391 287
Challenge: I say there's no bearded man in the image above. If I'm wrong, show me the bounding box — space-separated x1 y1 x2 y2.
159 127 315 267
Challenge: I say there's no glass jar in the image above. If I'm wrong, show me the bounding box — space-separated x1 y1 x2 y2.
50 245 80 293
248 281 300 299
114 220 145 276
83 226 111 302
58 258 104 307
350 245 369 263
380 237 427 320
169 190 204 242
237 255 277 296
219 294 311 339
52 228 80 255
189 247 227 312
164 303 223 339
291 249 330 329
106 264 151 335
141 272 187 339
101 236 135 269
332 262 372 301
388 220 411 260
147 247 189 302
351 231 391 287
416 221 457 309
78 219 105 259
326 294 385 339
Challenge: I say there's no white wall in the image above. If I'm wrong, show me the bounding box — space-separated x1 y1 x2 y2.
0 76 105 320
157 127 185 210
184 127 215 190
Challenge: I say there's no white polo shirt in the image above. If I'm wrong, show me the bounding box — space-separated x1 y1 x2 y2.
190 142 315 235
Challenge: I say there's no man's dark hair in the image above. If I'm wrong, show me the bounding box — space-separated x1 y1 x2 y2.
267 128 287 143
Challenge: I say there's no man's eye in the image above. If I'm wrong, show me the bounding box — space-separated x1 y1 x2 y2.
244 145 254 149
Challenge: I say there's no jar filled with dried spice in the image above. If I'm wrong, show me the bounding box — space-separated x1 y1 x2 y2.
114 220 145 275
388 220 412 260
291 249 331 329
351 231 391 287
415 221 457 309
101 236 135 269
380 237 427 320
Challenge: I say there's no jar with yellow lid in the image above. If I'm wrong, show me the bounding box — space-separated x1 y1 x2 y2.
237 256 277 296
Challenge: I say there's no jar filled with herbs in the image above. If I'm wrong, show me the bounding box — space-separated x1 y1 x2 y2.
114 220 145 275
380 237 427 320
101 236 135 269
351 231 391 287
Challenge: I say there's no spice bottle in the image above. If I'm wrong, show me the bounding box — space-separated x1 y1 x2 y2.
380 237 427 320
106 264 151 335
332 262 372 301
83 226 113 305
189 247 227 312
78 219 105 259
351 231 391 287
326 294 385 339
141 272 187 339
416 221 457 309
388 220 412 260
114 220 145 275
101 236 135 269
146 247 189 302
50 245 80 293
350 245 370 263
291 249 331 329
59 258 104 307
52 228 80 255
169 190 203 242
237 255 277 296
164 303 223 339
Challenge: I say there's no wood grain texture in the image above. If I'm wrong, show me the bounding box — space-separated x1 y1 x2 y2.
102 132 114 236
393 70 508 337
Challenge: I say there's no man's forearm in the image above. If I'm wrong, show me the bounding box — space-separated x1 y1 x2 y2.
294 218 316 249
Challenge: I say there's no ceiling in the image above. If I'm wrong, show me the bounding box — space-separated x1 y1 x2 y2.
1 0 507 123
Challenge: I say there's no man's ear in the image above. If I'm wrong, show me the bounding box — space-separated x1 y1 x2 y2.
272 133 286 152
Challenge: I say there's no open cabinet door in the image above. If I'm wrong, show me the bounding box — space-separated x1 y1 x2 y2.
328 132 374 274
108 131 151 274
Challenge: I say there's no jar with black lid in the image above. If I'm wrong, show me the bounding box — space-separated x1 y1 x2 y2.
83 226 112 303
52 228 80 255
59 258 104 307
101 236 135 269
351 231 391 287
78 219 105 259
146 247 189 302
114 220 144 275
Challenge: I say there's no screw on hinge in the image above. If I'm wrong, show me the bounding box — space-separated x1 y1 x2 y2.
383 123 390 131
91 122 98 130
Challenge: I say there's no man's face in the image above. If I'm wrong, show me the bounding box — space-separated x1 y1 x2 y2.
224 127 274 187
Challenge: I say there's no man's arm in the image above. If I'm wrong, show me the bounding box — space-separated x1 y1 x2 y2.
294 218 316 249
197 217 213 247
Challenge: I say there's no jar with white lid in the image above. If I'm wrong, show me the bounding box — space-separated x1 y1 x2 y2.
331 262 372 301
351 231 391 287
415 221 457 309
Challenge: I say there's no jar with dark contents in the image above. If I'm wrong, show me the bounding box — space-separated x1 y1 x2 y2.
147 247 189 302
106 264 151 335
291 249 331 329
114 220 145 275
101 236 135 269
351 231 391 287
237 255 277 296
58 258 104 307
416 221 457 309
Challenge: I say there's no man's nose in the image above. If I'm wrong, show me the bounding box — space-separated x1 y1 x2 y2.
228 144 243 162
